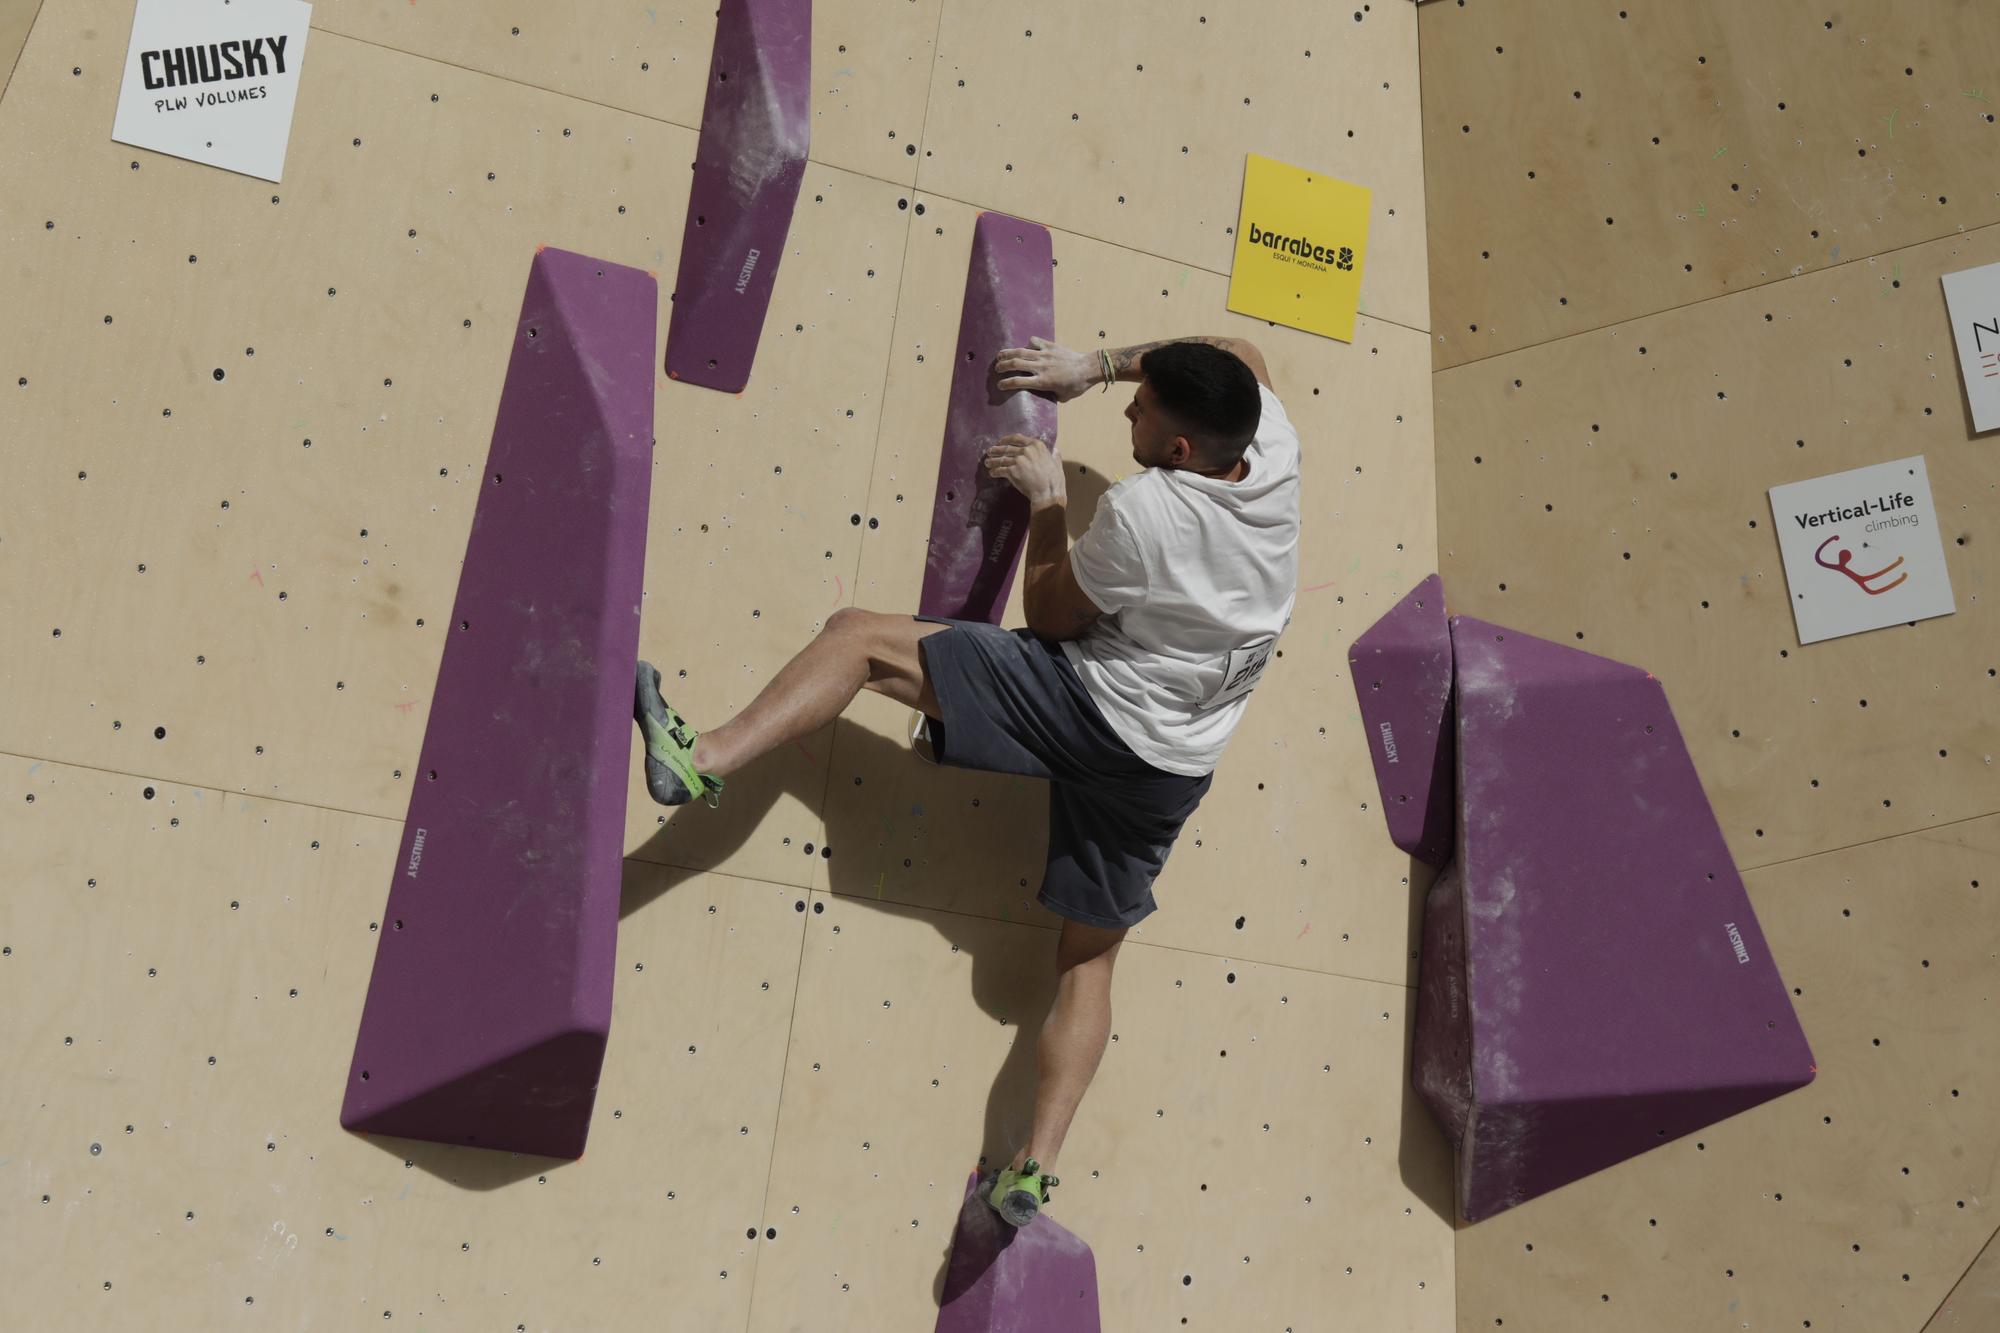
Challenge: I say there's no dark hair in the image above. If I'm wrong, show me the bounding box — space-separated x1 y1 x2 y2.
1142 342 1262 470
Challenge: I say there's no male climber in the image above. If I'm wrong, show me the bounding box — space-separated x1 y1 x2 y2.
633 334 1301 1227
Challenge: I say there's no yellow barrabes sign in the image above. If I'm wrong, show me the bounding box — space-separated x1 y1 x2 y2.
1226 153 1372 343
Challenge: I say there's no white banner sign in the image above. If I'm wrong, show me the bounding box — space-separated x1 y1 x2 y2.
1768 456 1955 645
1942 260 2000 434
112 0 313 183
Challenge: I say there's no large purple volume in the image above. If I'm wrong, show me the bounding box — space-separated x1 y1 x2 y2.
919 212 1059 624
1415 612 1817 1222
934 1171 1100 1332
339 247 657 1159
663 0 811 393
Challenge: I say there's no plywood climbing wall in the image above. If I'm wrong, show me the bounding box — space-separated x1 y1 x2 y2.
0 2 1442 1330
1424 1 2000 1328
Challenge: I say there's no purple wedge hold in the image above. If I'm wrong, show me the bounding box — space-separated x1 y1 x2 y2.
664 0 812 393
934 1169 1100 1332
339 247 656 1159
919 211 1059 624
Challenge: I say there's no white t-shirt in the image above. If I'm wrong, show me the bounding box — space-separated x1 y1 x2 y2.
1061 383 1302 777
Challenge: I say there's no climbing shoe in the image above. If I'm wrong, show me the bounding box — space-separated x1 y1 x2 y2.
634 659 724 809
986 1157 1059 1228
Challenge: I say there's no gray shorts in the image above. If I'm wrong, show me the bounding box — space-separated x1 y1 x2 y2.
913 615 1214 929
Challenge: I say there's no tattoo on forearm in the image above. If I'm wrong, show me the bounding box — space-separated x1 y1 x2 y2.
1108 336 1238 381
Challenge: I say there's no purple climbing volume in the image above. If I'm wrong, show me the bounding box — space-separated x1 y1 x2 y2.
339 247 656 1159
1419 613 1817 1221
663 0 812 393
919 211 1059 624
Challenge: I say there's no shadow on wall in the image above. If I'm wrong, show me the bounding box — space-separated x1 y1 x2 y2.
620 746 1457 1298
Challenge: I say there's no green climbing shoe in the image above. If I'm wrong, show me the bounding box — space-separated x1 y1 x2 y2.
634 659 724 809
987 1157 1059 1228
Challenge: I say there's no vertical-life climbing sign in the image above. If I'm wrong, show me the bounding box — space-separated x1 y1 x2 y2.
1767 456 1956 645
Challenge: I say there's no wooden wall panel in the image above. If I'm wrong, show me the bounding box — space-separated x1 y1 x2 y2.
2 1 1445 1329
0 0 38 102
918 0 1430 336
756 894 1451 1331
314 0 942 188
0 753 813 1331
1925 1226 2000 1330
1435 227 2000 873
1424 2 2000 1327
0 13 913 894
1421 0 2000 369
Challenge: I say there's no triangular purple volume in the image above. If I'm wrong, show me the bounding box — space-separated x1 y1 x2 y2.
935 1171 1101 1333
1411 615 1817 1223
664 0 812 392
1348 573 1456 866
339 247 657 1160
919 212 1059 624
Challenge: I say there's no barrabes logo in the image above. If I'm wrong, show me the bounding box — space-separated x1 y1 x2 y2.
1247 222 1354 271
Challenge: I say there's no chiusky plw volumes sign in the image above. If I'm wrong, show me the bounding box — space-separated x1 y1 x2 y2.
112 0 313 183
1767 456 1955 645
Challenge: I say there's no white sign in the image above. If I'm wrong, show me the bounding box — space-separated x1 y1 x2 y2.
1768 456 1955 645
1943 260 2000 434
112 0 312 183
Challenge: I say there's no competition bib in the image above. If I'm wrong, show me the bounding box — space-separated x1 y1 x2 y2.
1198 636 1276 711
